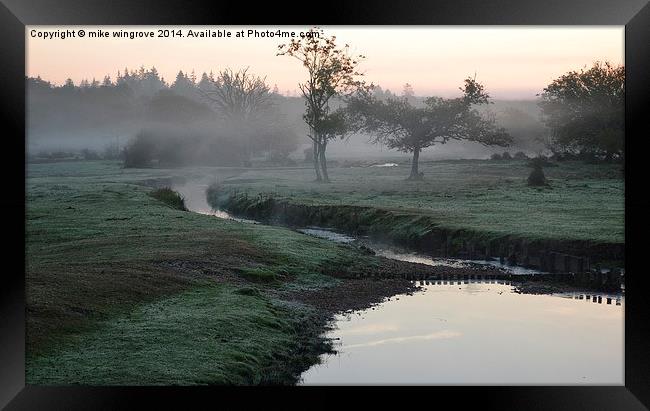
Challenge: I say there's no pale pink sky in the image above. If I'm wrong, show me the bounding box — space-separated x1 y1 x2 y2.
26 26 623 99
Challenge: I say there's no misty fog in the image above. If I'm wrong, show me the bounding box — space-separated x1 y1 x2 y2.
26 69 548 165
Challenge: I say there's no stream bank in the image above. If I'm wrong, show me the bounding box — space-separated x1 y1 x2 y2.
207 187 624 290
172 178 624 384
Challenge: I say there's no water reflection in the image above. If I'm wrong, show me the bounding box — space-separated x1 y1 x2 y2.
293 227 545 275
296 228 357 244
300 283 624 385
172 180 257 223
376 248 543 275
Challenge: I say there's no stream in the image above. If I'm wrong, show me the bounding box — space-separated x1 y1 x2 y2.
173 179 624 385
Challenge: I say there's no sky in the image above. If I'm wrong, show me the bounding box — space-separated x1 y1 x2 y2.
26 26 624 100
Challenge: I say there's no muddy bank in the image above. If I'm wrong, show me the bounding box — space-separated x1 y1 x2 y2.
207 189 624 271
287 278 420 314
282 255 508 314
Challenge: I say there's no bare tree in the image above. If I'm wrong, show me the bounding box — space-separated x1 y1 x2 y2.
198 68 274 162
278 28 370 183
199 67 272 123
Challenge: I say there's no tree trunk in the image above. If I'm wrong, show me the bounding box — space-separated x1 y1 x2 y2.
312 139 322 182
319 141 329 183
408 146 421 180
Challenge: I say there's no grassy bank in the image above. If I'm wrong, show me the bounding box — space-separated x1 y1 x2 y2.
27 284 327 385
207 160 624 264
26 161 414 385
26 159 625 384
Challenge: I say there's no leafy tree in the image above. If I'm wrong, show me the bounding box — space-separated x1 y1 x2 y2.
538 61 624 161
348 77 512 180
278 27 370 182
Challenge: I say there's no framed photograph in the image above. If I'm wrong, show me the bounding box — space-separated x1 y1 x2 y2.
2 0 649 408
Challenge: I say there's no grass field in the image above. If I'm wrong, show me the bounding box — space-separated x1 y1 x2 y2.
26 160 390 384
26 158 624 384
213 160 624 244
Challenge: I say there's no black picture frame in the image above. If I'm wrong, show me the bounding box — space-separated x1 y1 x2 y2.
2 0 649 408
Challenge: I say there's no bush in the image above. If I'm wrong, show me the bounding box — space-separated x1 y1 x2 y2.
501 152 512 160
513 151 528 160
490 153 502 160
123 125 299 169
527 166 547 187
148 187 187 210
123 131 156 168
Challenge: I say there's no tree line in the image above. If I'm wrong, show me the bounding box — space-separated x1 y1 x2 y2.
27 67 302 167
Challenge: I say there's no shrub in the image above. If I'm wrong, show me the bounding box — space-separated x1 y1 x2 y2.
148 187 187 211
526 157 549 187
501 152 512 160
527 166 547 187
123 131 156 168
490 153 502 160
